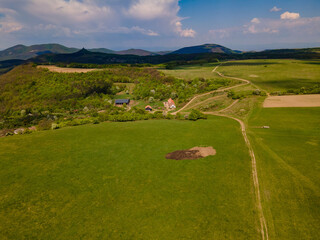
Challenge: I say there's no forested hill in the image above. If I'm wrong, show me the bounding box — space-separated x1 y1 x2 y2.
170 44 238 54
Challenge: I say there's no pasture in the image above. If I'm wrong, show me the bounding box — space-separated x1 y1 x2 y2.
0 117 259 239
218 59 320 92
248 107 320 240
160 63 220 80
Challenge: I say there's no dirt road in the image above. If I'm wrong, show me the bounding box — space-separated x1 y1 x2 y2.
176 63 269 240
173 65 249 115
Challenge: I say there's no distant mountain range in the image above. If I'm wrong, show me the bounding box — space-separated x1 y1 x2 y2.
0 43 241 61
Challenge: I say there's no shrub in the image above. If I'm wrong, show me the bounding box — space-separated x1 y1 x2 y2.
188 109 207 121
38 119 53 130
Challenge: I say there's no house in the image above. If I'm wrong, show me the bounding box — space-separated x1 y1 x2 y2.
168 98 176 109
115 99 130 105
145 105 153 111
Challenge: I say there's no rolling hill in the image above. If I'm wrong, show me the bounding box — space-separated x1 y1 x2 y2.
0 44 79 61
170 44 239 55
115 49 157 56
0 44 157 61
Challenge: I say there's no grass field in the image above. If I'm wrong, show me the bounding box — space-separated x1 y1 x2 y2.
248 107 320 240
218 59 320 92
160 63 220 80
0 117 259 239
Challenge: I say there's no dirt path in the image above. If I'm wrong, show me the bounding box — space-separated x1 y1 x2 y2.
173 65 249 115
210 112 269 240
176 63 269 240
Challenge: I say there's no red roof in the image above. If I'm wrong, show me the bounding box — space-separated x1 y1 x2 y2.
168 98 175 106
145 105 152 109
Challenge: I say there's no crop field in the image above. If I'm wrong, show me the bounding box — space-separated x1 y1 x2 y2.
248 107 320 240
218 59 320 92
0 117 259 239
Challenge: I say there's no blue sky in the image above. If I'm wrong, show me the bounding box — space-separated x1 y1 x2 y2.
0 0 319 51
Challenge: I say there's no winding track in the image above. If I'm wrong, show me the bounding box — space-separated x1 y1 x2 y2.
172 64 249 115
174 63 269 240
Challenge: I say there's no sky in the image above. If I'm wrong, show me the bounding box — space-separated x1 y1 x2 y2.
0 0 320 51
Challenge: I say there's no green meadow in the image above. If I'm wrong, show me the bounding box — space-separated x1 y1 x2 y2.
248 107 320 240
0 117 259 239
218 59 320 92
160 63 221 80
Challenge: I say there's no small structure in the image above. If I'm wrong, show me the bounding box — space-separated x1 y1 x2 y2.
168 98 176 109
145 105 153 111
115 99 130 105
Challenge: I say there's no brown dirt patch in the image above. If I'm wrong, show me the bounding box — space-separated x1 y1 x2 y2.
37 65 101 73
263 94 320 108
166 146 216 160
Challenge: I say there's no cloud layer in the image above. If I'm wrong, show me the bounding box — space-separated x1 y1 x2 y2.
0 0 196 49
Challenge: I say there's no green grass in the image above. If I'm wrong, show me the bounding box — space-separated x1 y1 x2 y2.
218 59 320 92
0 117 259 239
248 107 320 240
160 63 221 80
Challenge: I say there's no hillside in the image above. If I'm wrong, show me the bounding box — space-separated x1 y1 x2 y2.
0 44 78 61
116 49 157 56
170 44 238 55
88 48 115 54
0 44 158 61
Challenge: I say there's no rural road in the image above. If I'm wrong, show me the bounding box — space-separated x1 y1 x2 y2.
172 64 249 115
175 63 269 240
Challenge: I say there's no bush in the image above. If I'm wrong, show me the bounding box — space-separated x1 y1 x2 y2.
38 119 53 130
188 109 207 121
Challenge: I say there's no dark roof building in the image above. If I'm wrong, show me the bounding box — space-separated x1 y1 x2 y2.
115 99 130 105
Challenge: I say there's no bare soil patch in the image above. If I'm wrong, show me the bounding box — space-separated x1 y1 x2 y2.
166 146 216 160
38 65 101 73
263 94 320 108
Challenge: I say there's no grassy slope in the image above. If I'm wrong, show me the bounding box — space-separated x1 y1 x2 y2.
0 117 259 239
218 59 320 92
248 107 320 240
160 63 220 80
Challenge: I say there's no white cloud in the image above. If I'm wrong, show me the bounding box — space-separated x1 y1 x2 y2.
25 0 112 25
281 11 300 20
270 6 282 12
0 8 23 33
127 0 195 37
175 21 196 37
209 16 320 38
126 0 178 20
251 18 260 24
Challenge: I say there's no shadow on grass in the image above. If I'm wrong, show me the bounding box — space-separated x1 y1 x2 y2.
301 60 320 65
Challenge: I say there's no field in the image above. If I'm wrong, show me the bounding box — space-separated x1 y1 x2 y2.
1 58 320 239
218 59 320 92
160 63 220 80
263 94 320 107
0 117 259 239
37 65 101 73
248 107 320 240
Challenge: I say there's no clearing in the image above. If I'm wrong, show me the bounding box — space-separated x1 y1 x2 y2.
38 65 100 73
263 94 320 108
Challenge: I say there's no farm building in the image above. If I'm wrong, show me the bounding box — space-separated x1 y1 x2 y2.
145 105 153 111
168 98 176 109
115 99 130 105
